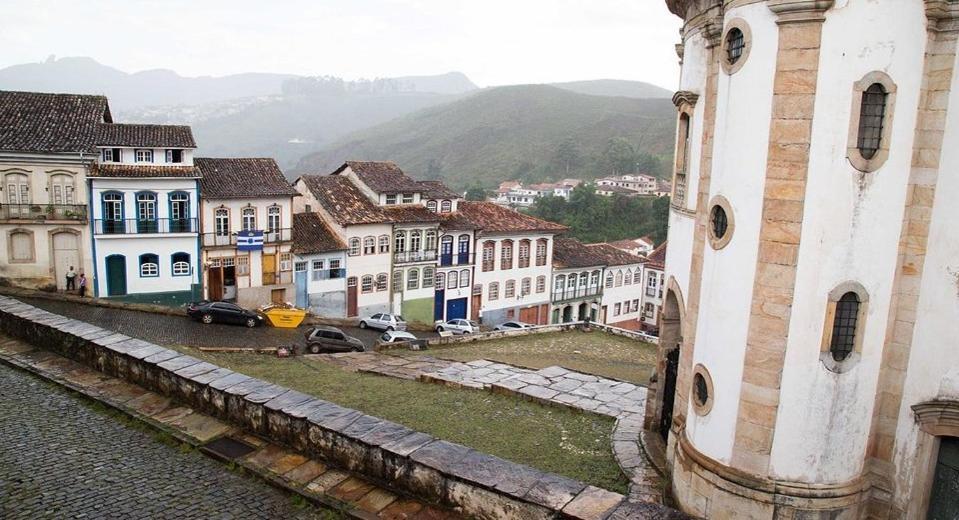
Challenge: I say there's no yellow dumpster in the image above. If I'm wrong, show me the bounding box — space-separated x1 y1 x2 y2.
258 303 307 328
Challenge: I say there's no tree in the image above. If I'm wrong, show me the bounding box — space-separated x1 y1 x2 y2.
465 186 488 201
425 159 443 180
603 137 638 175
554 137 581 176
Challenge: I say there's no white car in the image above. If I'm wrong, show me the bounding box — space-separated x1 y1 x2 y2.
435 319 480 335
494 321 533 331
359 313 408 331
378 330 417 344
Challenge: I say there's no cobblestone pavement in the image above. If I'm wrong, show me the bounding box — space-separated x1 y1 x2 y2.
17 297 433 350
0 362 332 519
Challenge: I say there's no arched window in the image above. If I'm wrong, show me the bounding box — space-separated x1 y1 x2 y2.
536 275 546 293
633 269 642 284
459 269 470 288
49 173 75 205
501 240 513 270
5 172 30 206
139 253 159 277
505 280 516 298
423 266 435 287
348 237 361 256
440 200 452 213
605 272 614 288
393 270 404 292
436 272 446 290
267 205 281 232
447 271 458 289
555 275 566 291
241 207 256 231
579 272 588 287
857 83 888 160
440 235 454 265
624 268 632 285
427 200 437 212
410 230 422 251
378 235 389 253
615 271 624 287
9 229 35 263
489 282 499 300
518 239 531 268
394 231 407 252
101 192 124 234
425 230 437 251
214 208 229 236
375 273 388 291
363 236 376 255
361 275 374 293
535 239 548 266
407 268 420 290
521 277 531 296
169 192 190 232
830 292 861 362
591 270 601 286
725 27 744 65
136 192 158 233
171 252 190 276
482 241 495 272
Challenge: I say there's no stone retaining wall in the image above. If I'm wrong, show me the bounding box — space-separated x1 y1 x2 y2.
0 296 681 520
421 322 660 349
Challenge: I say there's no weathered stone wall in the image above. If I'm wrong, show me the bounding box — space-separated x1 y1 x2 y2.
0 295 681 520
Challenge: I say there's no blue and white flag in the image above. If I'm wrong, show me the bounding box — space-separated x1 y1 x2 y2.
237 230 264 251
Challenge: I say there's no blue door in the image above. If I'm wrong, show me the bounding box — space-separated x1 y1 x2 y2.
434 290 445 321
446 298 467 320
295 270 308 308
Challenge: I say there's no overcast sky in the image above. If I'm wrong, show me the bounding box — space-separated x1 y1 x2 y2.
0 0 682 90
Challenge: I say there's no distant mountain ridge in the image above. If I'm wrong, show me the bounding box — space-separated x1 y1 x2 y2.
549 79 672 99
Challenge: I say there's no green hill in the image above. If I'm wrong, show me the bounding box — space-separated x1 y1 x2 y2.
293 84 676 188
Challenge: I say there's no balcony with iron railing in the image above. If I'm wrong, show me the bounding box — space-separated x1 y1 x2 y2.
438 252 475 267
393 250 438 264
202 228 292 247
95 218 197 235
0 203 87 221
551 285 602 303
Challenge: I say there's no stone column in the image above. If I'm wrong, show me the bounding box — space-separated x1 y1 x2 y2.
730 0 833 476
865 3 959 517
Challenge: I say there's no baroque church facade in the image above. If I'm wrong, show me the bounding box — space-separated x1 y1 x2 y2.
646 0 959 518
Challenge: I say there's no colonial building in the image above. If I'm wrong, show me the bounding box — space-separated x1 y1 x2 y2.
0 91 110 291
424 183 479 322
639 241 665 333
648 1 959 518
89 123 200 305
549 238 604 323
595 173 659 195
606 236 656 256
196 157 298 306
460 201 566 326
588 243 647 329
291 212 347 317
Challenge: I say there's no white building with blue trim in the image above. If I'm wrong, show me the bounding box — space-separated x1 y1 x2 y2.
89 123 201 305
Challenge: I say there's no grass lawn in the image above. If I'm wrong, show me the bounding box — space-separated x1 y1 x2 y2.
409 330 657 385
175 346 628 494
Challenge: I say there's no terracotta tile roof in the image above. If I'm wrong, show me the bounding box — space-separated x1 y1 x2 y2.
292 212 347 254
299 174 388 226
585 243 645 267
332 161 422 194
96 123 196 148
552 238 606 269
196 158 298 199
439 212 481 231
646 241 667 269
89 163 200 179
383 205 440 224
0 90 111 154
417 180 461 200
606 236 654 251
456 201 567 234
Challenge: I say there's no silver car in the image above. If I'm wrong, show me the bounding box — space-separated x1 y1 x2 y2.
378 330 417 344
435 319 480 335
493 321 533 331
359 313 408 331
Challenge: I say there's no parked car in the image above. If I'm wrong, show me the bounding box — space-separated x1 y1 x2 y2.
435 319 481 335
187 301 264 328
358 313 407 331
378 330 417 344
494 321 533 331
304 326 365 354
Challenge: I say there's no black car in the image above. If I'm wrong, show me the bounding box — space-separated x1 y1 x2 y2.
187 301 264 328
304 326 366 354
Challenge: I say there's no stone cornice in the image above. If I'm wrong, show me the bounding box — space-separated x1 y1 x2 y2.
672 90 701 109
926 0 959 31
913 399 959 436
767 0 834 24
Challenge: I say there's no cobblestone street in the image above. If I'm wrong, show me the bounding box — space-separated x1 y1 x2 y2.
0 363 331 519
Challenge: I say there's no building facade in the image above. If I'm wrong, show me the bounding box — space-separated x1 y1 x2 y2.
196 158 298 307
549 238 604 324
291 212 347 317
89 124 200 305
647 1 959 518
0 91 110 291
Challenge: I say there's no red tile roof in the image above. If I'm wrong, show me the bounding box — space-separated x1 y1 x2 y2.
96 123 195 148
89 164 200 179
585 243 645 267
299 174 387 226
292 212 347 254
332 161 422 194
646 241 667 269
456 201 567 234
552 238 606 269
197 158 298 199
0 90 111 154
417 180 461 200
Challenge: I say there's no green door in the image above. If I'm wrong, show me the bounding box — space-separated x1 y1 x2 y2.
106 255 127 296
928 437 959 519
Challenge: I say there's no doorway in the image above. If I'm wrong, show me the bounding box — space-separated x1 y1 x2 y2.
105 255 126 296
346 277 358 317
657 288 683 441
927 437 959 519
52 231 80 291
262 254 276 285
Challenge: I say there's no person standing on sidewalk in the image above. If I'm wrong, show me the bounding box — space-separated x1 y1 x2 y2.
65 266 77 291
77 273 87 297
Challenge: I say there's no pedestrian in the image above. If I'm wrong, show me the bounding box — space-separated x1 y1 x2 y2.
77 273 87 297
65 266 76 291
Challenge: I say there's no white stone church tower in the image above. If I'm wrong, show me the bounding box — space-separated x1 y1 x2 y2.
645 0 959 517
